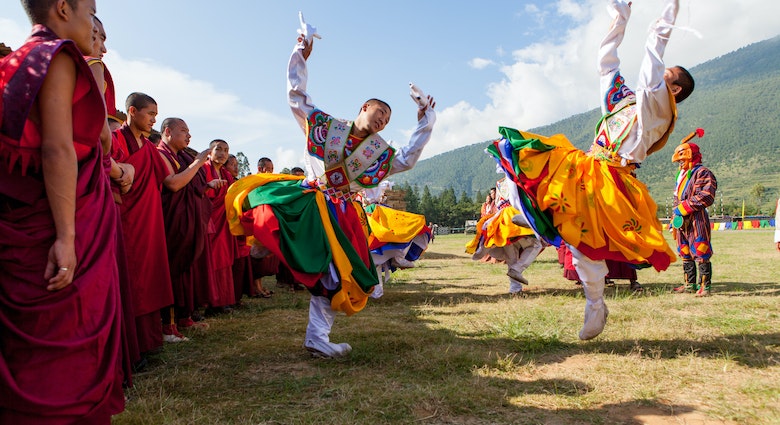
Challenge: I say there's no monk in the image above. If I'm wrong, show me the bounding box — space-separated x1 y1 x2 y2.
0 0 125 421
203 139 236 312
157 117 213 340
112 92 174 354
84 15 143 379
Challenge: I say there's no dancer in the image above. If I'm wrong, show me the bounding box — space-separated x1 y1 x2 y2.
363 181 432 297
670 129 717 296
467 179 543 296
486 0 694 339
226 13 435 358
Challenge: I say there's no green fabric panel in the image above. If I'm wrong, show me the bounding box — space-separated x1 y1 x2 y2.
487 129 561 244
247 181 331 274
327 210 379 292
246 180 377 291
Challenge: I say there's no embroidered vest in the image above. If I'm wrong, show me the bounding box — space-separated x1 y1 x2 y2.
590 97 637 164
307 109 395 195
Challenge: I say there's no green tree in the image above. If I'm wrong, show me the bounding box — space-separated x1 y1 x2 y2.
750 183 766 213
419 185 437 225
401 182 420 213
438 187 458 226
235 152 251 178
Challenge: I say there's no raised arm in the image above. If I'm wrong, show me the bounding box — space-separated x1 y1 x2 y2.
287 38 317 134
598 0 632 114
161 149 210 192
635 0 679 154
388 97 436 176
637 0 678 96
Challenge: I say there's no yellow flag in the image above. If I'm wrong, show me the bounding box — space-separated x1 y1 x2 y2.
741 199 745 220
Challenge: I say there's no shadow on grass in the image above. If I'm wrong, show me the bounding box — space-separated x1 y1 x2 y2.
419 252 471 260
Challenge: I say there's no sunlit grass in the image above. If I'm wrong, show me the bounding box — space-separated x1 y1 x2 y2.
115 230 780 424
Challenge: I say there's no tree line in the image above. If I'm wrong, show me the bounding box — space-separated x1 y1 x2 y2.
396 182 483 228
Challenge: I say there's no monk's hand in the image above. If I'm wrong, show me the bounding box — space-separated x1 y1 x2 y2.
44 238 76 291
116 163 134 187
195 149 211 163
417 96 435 121
208 179 227 189
776 241 780 253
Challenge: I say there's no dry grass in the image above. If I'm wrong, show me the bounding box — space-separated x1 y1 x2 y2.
116 230 780 424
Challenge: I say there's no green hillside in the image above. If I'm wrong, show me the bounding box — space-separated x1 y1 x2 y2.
396 35 780 215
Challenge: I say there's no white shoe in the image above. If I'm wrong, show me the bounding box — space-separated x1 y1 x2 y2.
506 269 528 285
304 339 352 359
579 301 609 340
163 334 190 343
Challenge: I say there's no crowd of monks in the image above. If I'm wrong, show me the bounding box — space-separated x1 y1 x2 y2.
0 3 307 422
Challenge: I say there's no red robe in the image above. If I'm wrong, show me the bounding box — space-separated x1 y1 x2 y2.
0 25 124 423
158 144 211 315
112 123 173 352
204 162 237 307
85 55 141 382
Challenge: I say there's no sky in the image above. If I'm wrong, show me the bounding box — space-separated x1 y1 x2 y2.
1 0 778 171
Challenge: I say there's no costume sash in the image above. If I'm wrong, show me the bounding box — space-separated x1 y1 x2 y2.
322 117 391 192
307 110 395 194
592 97 636 160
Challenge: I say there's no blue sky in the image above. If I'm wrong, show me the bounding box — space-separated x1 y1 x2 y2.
2 0 778 170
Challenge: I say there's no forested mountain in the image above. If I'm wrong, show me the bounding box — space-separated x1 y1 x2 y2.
396 35 780 216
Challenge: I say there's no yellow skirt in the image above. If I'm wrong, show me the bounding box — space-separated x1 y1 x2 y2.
489 127 675 271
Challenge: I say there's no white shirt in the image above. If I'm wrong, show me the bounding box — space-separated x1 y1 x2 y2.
599 0 679 164
287 43 436 193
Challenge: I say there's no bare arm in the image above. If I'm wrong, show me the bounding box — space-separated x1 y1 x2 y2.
161 149 210 192
40 52 78 290
88 60 112 154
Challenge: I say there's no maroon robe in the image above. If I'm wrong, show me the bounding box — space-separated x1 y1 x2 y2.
158 143 211 315
204 162 237 306
112 123 173 352
0 25 124 422
87 55 141 382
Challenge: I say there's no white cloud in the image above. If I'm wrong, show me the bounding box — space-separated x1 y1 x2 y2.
468 57 496 70
419 0 780 160
0 18 29 48
556 0 588 21
105 50 302 169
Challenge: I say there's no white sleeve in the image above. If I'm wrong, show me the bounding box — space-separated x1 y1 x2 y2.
598 0 631 114
287 43 317 134
635 0 678 154
388 107 436 176
774 198 780 243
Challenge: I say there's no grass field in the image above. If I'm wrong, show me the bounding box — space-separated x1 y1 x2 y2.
116 230 780 425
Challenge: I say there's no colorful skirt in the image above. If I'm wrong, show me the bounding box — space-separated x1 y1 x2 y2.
225 174 377 315
466 205 535 255
488 127 675 271
366 204 431 267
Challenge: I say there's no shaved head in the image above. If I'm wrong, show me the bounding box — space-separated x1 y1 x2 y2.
21 0 79 24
